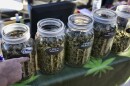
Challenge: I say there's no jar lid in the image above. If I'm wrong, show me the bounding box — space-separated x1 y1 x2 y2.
68 14 93 31
37 18 65 37
116 5 130 18
93 8 117 24
1 23 30 44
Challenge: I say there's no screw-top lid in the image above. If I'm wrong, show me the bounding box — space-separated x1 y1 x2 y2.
93 8 117 24
116 5 130 19
1 23 30 44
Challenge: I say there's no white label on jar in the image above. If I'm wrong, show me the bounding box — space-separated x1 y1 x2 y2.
80 41 92 49
21 47 33 54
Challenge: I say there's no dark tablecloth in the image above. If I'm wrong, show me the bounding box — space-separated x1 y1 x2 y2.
30 50 130 86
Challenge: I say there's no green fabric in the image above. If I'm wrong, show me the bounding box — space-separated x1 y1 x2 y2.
29 50 130 86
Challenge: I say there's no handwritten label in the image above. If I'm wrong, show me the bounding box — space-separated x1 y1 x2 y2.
21 47 33 54
103 32 115 38
79 42 92 49
45 47 63 55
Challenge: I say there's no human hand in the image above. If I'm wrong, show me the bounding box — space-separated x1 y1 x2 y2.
0 57 29 86
128 0 130 5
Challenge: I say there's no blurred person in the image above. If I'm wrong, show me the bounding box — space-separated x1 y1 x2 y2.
0 57 29 86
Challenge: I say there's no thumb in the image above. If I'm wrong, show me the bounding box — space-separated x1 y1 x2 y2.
14 57 29 63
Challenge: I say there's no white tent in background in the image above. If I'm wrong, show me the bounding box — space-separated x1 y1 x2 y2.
0 0 23 11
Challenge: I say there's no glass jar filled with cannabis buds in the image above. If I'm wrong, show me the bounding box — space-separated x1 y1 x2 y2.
91 8 117 58
111 5 130 53
36 18 65 74
65 14 94 67
1 23 36 79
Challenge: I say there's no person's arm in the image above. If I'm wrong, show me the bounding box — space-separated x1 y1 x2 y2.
0 57 29 86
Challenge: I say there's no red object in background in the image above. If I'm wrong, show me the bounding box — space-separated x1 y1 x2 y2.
77 10 80 13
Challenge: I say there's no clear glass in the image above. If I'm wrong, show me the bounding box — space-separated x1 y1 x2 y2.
112 5 130 53
36 18 65 74
91 8 117 58
0 20 4 38
66 14 94 67
1 23 36 79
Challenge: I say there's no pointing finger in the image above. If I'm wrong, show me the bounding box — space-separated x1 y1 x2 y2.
14 57 29 63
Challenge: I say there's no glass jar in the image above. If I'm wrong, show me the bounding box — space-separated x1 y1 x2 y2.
36 18 65 74
1 23 36 78
91 8 117 58
111 5 130 53
0 20 4 38
65 14 94 67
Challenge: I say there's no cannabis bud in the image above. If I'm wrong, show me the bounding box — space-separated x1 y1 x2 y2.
36 18 65 74
1 23 36 79
91 8 117 57
112 5 130 53
65 14 94 67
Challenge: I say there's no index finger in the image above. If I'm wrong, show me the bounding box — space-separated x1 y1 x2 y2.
14 57 29 63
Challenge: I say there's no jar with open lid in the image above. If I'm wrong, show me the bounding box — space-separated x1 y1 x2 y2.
65 14 94 67
91 8 117 58
111 5 130 53
1 23 36 78
36 18 65 74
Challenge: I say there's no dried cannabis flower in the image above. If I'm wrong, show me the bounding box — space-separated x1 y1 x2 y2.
65 14 94 67
36 18 65 74
1 23 36 79
112 5 130 53
91 9 117 58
